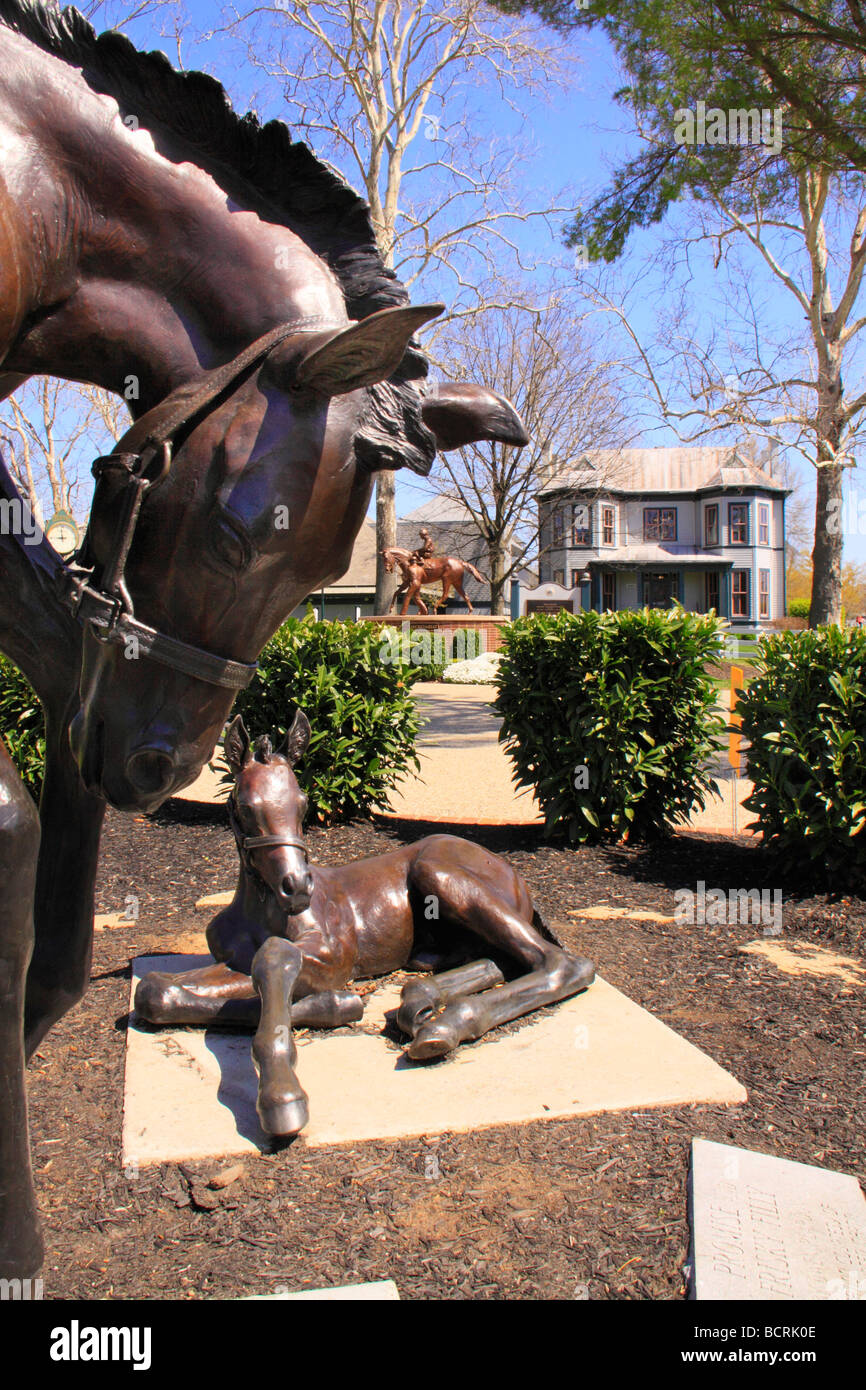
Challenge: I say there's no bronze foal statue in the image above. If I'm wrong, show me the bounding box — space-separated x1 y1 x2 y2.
0 1 528 1277
136 713 595 1137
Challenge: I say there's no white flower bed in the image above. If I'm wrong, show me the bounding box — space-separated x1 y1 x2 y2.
442 652 503 684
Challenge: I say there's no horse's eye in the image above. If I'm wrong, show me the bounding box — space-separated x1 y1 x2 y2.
209 512 252 572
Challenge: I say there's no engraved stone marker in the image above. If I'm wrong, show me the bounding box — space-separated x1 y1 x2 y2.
688 1138 866 1300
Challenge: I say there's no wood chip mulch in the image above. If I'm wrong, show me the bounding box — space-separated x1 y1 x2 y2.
26 802 866 1301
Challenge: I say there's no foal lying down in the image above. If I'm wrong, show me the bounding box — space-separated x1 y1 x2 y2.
135 712 595 1137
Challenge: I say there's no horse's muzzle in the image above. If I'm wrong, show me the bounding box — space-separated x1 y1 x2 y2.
125 747 178 799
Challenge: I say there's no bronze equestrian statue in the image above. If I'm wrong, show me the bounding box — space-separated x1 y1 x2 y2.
382 535 486 615
0 0 528 1279
136 714 595 1137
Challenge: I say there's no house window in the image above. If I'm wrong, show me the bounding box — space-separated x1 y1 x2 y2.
729 502 750 544
758 503 770 546
552 508 564 545
704 504 719 547
602 572 616 610
572 503 591 546
705 572 720 613
571 569 583 589
553 568 565 586
602 505 615 545
759 568 770 619
644 507 677 540
732 569 750 617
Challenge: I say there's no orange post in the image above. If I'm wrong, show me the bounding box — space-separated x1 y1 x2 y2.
728 664 744 772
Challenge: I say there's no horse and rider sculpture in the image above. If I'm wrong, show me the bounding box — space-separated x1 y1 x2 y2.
0 0 591 1280
382 528 486 615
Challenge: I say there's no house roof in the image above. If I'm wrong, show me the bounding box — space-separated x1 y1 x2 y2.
538 446 789 497
401 494 474 522
324 519 376 592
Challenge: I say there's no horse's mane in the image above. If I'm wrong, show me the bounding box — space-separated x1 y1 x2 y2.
0 0 403 323
0 0 436 473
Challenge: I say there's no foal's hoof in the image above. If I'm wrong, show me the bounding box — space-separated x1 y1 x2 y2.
257 1092 309 1138
404 1018 459 1061
395 982 440 1038
570 956 596 991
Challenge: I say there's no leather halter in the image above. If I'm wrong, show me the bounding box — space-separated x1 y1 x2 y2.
227 794 308 874
56 316 343 690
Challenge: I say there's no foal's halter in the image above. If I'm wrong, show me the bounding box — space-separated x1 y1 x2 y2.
227 793 308 878
56 317 342 691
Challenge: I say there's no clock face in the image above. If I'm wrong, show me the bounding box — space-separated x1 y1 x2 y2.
46 519 79 557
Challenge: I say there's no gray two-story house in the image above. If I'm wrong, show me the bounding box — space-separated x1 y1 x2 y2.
537 446 790 627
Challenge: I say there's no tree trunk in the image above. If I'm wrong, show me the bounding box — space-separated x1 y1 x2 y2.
374 473 398 614
488 541 509 616
810 461 844 625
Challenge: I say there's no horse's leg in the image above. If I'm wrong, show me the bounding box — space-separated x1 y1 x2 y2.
24 698 106 1057
455 575 474 614
396 958 505 1037
436 578 451 612
250 937 309 1136
0 738 43 1277
403 856 594 1060
135 961 363 1029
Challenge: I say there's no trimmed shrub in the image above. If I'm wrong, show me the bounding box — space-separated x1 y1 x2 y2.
493 607 725 842
0 655 45 801
739 625 866 884
233 616 422 823
787 597 810 620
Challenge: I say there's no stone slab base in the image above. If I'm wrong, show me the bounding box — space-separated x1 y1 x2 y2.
123 955 746 1167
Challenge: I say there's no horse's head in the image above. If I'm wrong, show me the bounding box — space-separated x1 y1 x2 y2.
68 308 528 811
224 710 313 916
381 549 396 574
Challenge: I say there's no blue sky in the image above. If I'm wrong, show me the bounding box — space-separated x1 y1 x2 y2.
65 4 866 566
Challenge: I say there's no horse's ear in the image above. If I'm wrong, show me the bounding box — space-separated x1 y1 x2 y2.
280 305 444 396
421 382 529 451
285 708 311 767
224 716 251 776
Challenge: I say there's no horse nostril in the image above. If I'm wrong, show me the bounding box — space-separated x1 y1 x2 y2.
126 748 176 796
283 875 313 902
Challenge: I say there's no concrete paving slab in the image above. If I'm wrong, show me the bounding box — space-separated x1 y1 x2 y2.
123 955 746 1168
688 1138 866 1300
244 1280 399 1301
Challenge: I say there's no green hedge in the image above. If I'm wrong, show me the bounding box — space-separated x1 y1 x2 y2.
787 597 810 620
739 626 866 884
233 616 422 823
493 608 725 842
0 655 44 801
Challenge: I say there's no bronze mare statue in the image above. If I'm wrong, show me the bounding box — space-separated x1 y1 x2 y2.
136 714 595 1137
0 0 528 1278
382 546 486 615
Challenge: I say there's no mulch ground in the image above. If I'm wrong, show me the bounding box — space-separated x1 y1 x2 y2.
26 802 866 1301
